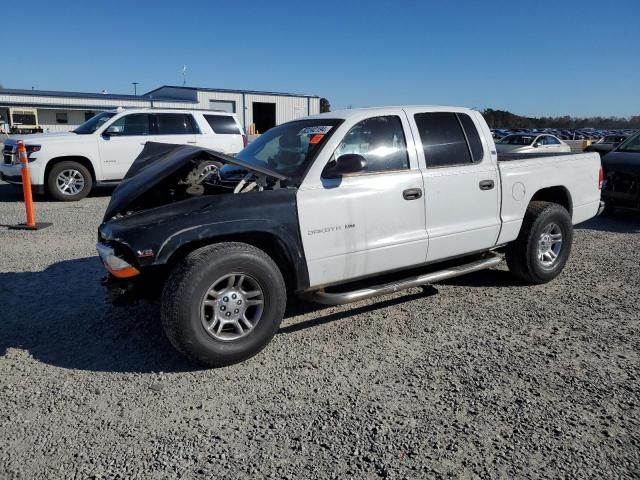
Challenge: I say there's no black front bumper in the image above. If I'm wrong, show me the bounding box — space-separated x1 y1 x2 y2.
102 270 166 306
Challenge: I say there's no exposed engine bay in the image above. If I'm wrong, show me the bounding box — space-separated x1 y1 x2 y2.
178 159 277 196
119 157 284 215
103 142 289 220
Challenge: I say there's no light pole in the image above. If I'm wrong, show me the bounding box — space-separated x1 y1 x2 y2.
132 82 139 96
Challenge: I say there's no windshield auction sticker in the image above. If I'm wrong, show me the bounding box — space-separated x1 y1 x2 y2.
299 126 333 135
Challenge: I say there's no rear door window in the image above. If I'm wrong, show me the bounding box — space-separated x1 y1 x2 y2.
204 115 242 134
155 113 197 135
414 112 472 167
334 116 409 173
458 114 484 162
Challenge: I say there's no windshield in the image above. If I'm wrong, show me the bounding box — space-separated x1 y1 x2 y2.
498 134 536 145
616 132 640 153
73 111 116 134
234 119 341 180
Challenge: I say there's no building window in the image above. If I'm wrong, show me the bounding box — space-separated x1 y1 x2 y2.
56 112 68 124
209 100 236 113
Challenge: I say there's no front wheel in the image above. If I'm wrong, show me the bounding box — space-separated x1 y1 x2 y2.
506 201 573 284
47 161 93 201
161 242 287 367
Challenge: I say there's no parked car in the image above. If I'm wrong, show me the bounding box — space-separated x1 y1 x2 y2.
0 108 246 201
584 134 629 157
601 131 640 212
96 106 603 367
496 133 571 154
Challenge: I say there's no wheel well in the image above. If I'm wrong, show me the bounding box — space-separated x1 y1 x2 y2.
165 233 298 292
530 186 573 216
45 156 96 186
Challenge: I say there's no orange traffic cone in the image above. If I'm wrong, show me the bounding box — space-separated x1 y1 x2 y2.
9 140 51 230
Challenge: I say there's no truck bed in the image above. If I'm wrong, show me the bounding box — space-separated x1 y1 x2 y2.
496 150 601 245
498 152 579 162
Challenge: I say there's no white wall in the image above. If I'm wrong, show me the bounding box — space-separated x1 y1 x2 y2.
38 109 88 133
196 91 244 124
196 91 320 131
0 88 322 133
0 93 189 110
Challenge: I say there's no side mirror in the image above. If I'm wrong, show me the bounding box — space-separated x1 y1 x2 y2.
103 125 123 137
532 142 540 148
322 154 367 178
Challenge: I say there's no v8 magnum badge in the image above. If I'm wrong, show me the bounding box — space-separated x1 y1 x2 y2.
136 248 155 258
307 224 356 236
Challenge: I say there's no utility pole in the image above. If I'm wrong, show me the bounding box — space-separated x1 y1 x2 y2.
132 82 139 96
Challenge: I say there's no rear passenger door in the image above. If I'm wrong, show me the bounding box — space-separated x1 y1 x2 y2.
406 110 500 262
153 113 198 147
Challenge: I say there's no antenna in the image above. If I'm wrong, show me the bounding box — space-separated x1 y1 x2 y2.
182 65 187 86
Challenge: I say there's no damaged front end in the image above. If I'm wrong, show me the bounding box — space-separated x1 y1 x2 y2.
97 142 294 305
103 142 289 220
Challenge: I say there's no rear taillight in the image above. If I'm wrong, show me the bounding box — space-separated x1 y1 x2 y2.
242 134 248 148
598 165 604 190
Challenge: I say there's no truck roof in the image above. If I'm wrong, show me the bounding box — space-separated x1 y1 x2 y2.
303 105 477 120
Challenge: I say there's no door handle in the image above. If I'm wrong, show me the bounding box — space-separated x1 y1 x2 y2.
403 188 422 200
479 180 495 190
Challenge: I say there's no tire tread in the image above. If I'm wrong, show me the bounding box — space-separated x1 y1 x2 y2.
506 201 572 284
161 242 286 367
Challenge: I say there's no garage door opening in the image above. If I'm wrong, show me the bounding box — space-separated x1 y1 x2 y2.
252 102 276 134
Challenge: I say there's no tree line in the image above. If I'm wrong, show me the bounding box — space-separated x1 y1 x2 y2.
482 108 640 130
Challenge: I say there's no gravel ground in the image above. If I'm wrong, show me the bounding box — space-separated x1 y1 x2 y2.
0 181 639 479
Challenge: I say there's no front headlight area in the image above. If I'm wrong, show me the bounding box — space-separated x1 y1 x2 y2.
96 242 140 278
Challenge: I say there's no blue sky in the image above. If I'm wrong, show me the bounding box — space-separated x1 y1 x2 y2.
1 0 638 117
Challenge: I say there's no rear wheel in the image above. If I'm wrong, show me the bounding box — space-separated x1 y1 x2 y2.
506 201 573 284
47 161 92 201
161 242 286 367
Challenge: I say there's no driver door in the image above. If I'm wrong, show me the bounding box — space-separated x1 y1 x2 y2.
297 113 428 288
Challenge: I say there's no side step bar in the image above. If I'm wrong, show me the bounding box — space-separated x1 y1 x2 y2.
306 253 503 306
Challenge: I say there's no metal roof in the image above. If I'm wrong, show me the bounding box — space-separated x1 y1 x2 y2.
145 85 320 99
0 88 195 103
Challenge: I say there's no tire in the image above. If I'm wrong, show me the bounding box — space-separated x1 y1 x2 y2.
506 201 573 284
47 161 93 201
161 242 287 367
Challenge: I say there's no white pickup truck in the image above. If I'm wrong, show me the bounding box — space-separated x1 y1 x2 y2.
96 106 604 367
1 108 245 200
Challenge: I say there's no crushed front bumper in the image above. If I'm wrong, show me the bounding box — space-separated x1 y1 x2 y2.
101 273 165 306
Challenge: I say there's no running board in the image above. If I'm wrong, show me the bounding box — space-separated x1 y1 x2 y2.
306 253 503 306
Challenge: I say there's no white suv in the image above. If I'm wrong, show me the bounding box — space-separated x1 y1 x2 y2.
0 108 246 200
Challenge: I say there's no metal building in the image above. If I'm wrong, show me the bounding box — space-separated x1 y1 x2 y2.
0 86 320 134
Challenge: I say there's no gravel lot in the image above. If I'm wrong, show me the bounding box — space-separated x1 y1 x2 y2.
0 180 639 479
